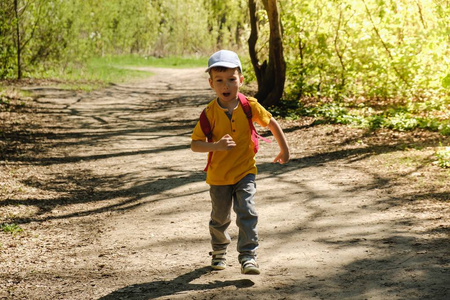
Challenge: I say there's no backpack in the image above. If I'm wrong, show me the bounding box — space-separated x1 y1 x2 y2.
199 92 271 171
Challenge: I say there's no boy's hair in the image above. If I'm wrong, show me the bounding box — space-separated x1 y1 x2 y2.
208 66 242 76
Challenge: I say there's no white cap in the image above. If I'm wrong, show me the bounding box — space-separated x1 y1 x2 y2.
205 50 242 73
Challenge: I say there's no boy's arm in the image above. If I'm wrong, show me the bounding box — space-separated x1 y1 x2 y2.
267 117 290 164
191 134 236 152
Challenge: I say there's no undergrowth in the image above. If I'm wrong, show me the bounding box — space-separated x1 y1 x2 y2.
435 144 450 168
270 97 450 137
270 96 450 169
0 223 23 235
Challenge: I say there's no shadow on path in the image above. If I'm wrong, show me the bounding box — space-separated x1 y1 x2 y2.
98 267 254 300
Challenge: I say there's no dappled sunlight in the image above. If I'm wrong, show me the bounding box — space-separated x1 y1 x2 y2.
1 67 448 299
251 145 448 298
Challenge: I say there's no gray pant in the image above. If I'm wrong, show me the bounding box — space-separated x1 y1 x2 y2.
209 173 258 262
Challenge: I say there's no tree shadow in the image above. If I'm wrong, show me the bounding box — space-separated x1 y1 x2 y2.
1 79 214 224
3 126 447 225
2 73 448 231
2 77 449 299
297 234 449 299
2 166 206 224
98 266 254 300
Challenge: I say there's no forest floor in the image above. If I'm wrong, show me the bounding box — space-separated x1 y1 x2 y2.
0 68 449 300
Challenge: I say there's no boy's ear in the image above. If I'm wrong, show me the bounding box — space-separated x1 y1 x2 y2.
208 77 214 88
239 74 244 86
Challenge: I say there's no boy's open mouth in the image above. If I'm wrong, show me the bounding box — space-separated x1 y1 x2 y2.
223 92 231 97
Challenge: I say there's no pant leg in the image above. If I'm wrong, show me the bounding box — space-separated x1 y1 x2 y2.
209 184 233 251
232 173 259 261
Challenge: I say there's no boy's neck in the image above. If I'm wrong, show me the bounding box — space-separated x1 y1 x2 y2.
217 97 239 113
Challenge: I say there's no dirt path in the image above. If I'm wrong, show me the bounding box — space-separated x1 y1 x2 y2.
1 68 449 299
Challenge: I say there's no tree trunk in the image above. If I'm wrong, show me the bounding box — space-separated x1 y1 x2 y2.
14 0 21 79
248 0 286 107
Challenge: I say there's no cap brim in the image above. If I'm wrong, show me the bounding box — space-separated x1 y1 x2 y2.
205 62 241 72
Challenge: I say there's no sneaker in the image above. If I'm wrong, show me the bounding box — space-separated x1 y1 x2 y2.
241 257 260 275
209 250 227 270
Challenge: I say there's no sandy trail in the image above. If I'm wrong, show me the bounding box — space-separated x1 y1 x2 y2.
1 68 448 300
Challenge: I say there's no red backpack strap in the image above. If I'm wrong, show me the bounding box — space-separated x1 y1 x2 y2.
237 93 271 153
199 108 213 171
238 92 253 120
199 109 212 142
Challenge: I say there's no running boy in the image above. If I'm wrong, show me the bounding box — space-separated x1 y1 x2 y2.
191 50 290 275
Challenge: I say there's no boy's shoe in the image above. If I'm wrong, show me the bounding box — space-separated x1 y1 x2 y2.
209 250 227 270
240 257 260 275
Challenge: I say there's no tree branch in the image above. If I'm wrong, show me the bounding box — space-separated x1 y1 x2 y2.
362 0 411 88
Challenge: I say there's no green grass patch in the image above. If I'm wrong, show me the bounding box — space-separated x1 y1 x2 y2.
93 55 206 69
1 223 23 235
40 55 207 91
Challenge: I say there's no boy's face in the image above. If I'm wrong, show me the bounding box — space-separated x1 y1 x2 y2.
209 67 244 106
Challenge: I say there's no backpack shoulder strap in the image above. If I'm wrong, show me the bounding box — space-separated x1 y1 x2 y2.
237 93 272 154
198 107 213 171
238 93 259 153
199 108 212 142
238 93 252 120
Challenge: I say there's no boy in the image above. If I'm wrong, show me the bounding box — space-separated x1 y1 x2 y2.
191 50 290 275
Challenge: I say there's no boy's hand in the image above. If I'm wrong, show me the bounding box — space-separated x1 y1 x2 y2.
268 117 290 164
273 150 290 164
215 134 236 151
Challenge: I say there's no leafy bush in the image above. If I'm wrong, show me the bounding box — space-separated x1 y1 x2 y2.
271 97 450 136
435 145 450 168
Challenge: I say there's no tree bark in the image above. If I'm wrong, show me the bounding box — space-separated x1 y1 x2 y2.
248 0 286 107
248 0 262 86
14 0 21 79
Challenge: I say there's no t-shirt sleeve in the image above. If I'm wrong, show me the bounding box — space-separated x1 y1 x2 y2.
249 97 272 127
191 121 207 141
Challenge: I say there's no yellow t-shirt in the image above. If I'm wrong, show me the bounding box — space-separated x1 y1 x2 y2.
191 96 272 185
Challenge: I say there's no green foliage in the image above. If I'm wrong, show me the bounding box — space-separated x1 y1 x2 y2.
281 0 449 102
270 95 450 136
0 0 244 80
203 0 248 49
274 0 449 136
0 0 449 138
1 223 23 235
442 74 450 89
268 99 308 120
0 1 16 78
435 144 450 168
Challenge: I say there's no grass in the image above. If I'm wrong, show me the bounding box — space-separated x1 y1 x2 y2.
92 55 207 68
1 223 23 235
38 55 207 91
